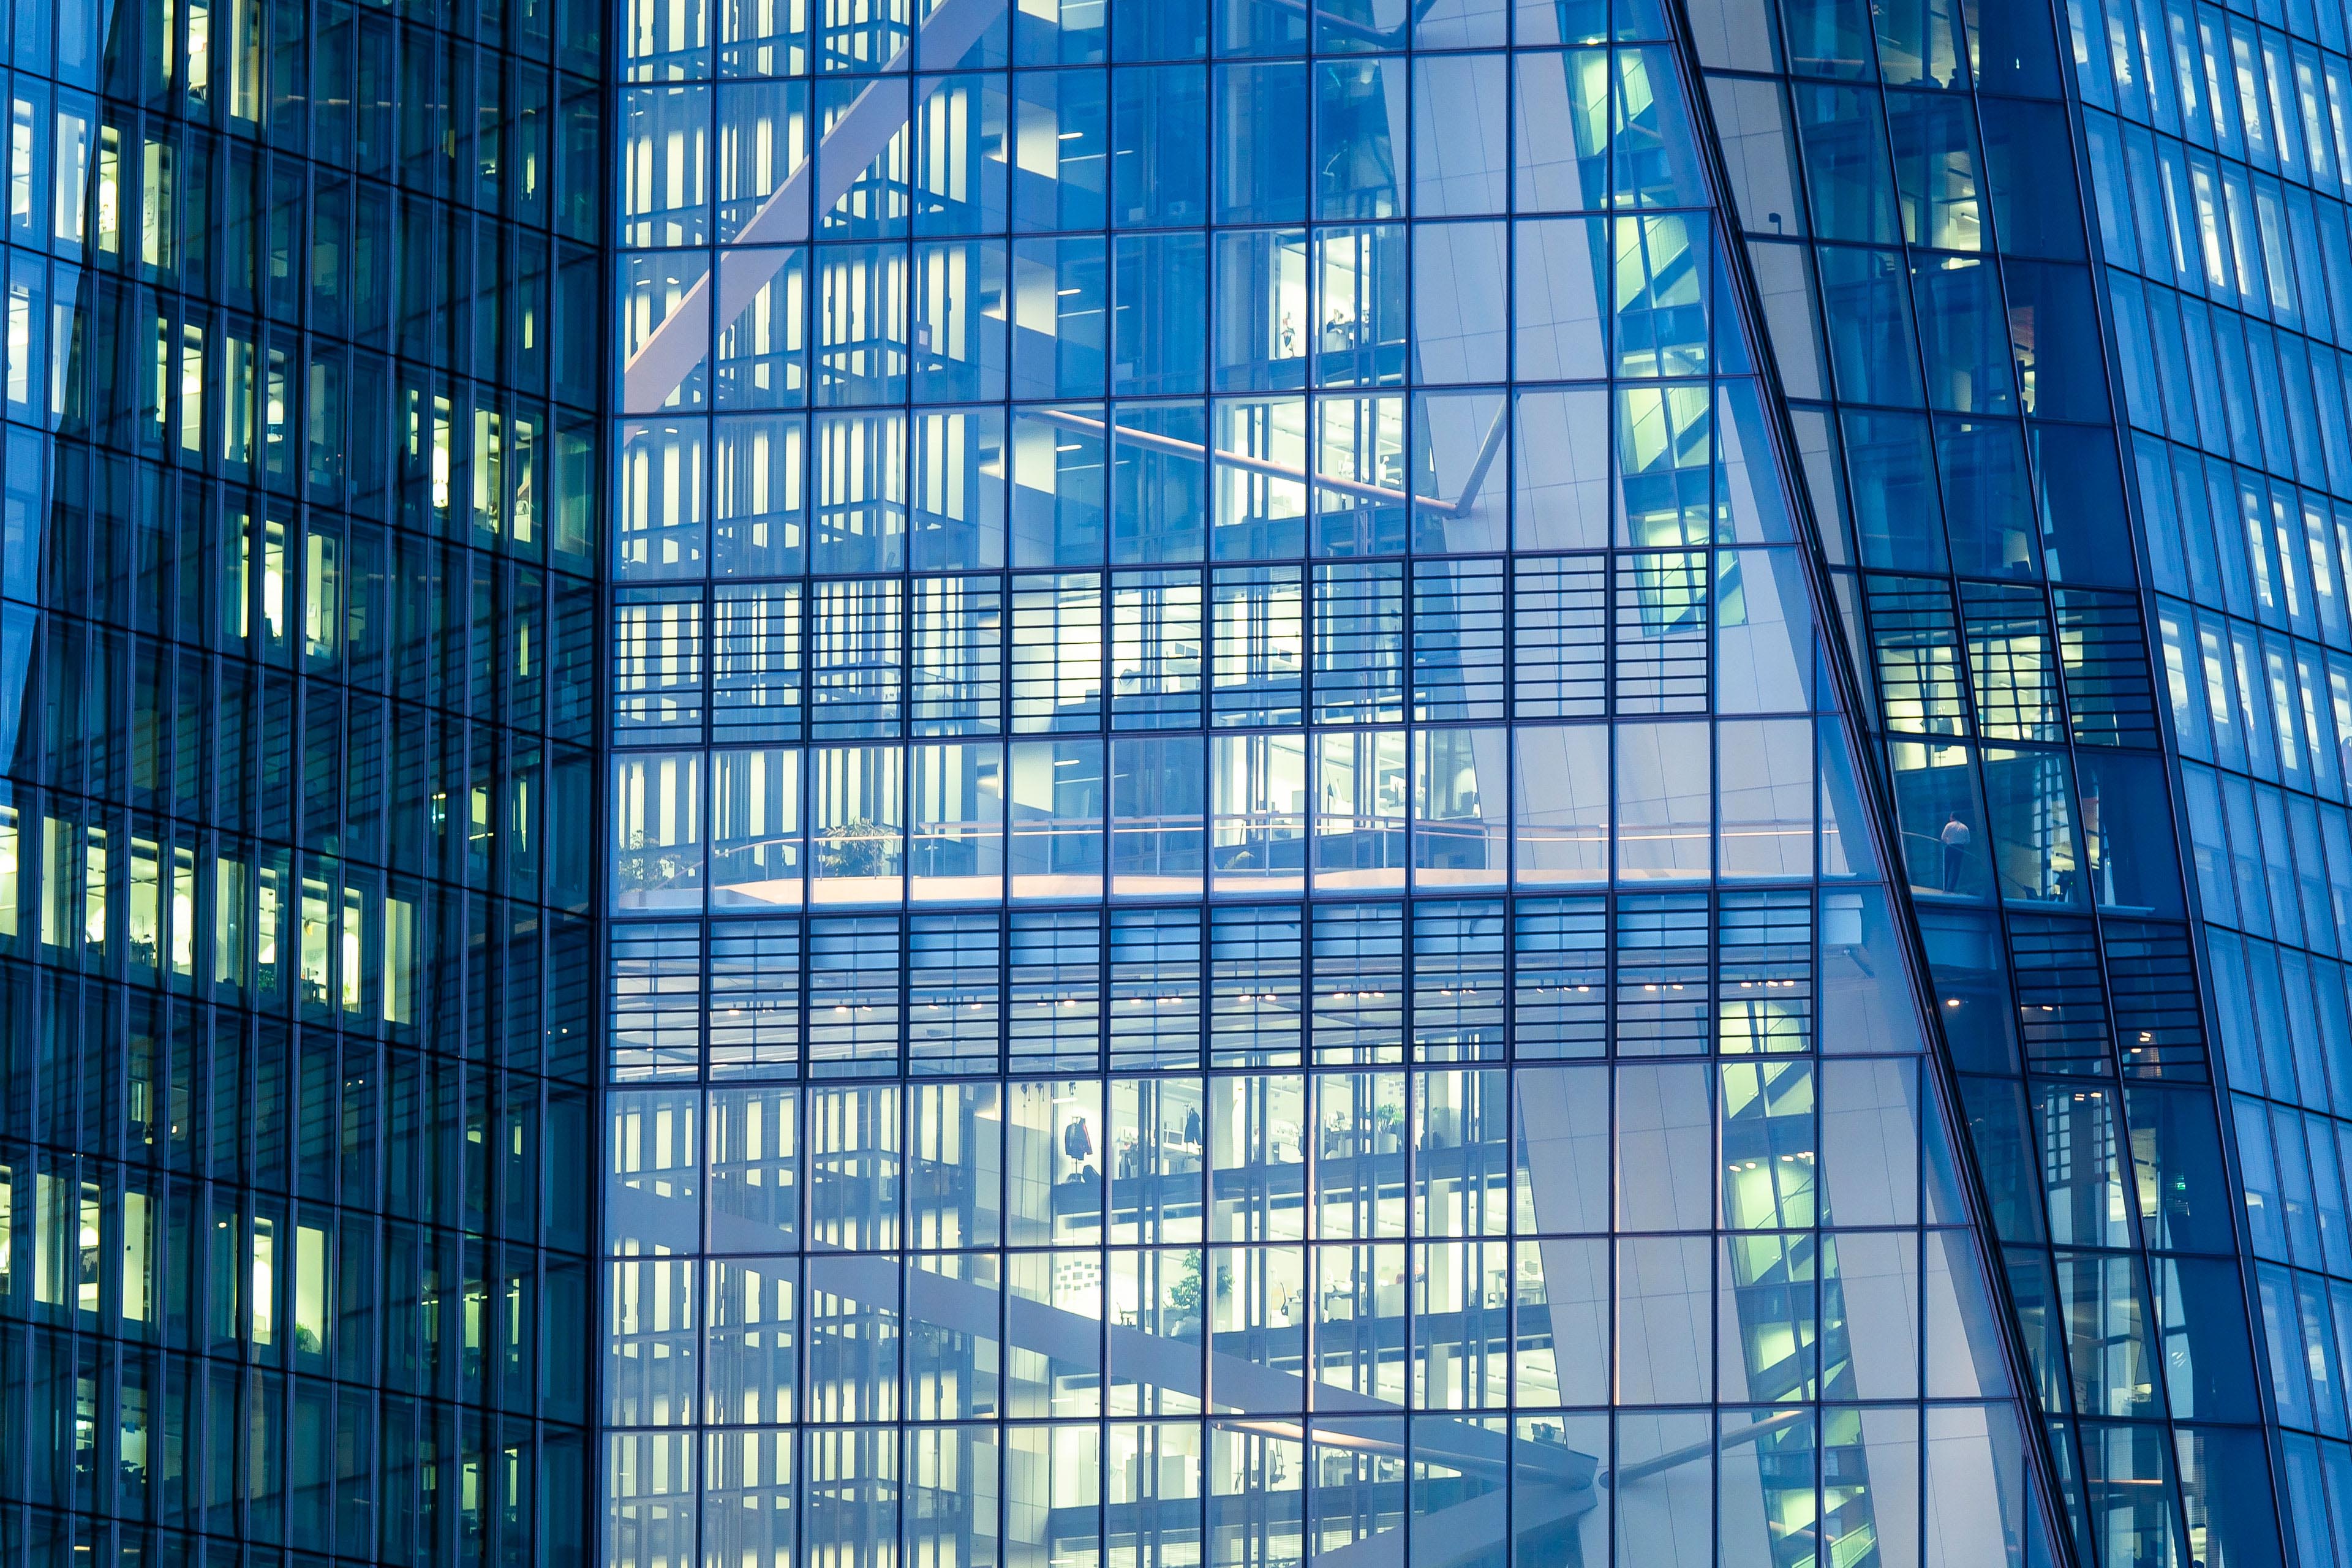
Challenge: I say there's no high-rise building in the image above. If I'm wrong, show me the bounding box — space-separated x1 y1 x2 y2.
0 0 606 1560
7 0 2349 1563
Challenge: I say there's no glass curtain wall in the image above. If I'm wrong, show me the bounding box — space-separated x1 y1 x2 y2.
602 1 2064 1566
0 0 605 1562
1684 0 2287 1560
2070 0 2352 1558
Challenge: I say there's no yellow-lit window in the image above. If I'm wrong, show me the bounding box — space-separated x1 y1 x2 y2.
122 1191 152 1324
222 335 255 465
265 349 288 472
152 315 170 431
41 816 69 950
434 395 453 512
179 323 205 452
142 138 172 269
475 409 504 538
187 0 213 103
53 108 89 244
262 517 287 647
96 124 122 254
384 895 416 1024
304 528 339 660
300 881 331 1006
83 824 107 952
215 854 247 986
249 1216 275 1345
294 1225 327 1354
78 1181 100 1314
0 799 17 939
170 846 197 974
227 0 261 123
254 862 282 995
512 415 538 545
5 279 29 409
341 888 364 1014
129 837 160 969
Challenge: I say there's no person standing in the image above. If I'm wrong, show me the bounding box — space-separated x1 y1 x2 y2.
1940 812 1972 892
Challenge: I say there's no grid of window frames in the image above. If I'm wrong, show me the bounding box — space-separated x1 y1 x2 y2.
2074 0 2352 1555
603 1 2068 1566
1683 0 2291 1558
0 0 604 1561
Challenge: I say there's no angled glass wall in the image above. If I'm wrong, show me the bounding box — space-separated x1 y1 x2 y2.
1684 0 2292 1559
600 2 2066 1566
0 0 606 1561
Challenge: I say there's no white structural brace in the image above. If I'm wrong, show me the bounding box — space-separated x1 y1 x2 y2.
621 0 1012 413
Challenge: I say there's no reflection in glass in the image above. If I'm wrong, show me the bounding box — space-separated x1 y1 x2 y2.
908 742 1004 902
809 745 903 903
712 748 802 908
1314 729 1408 892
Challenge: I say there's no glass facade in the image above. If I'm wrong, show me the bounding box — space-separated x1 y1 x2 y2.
9 0 2348 1562
0 0 605 1562
1684 0 2288 1562
2069 0 2352 1555
600 2 2069 1566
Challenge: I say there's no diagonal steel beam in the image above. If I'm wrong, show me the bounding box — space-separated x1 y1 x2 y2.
621 0 1011 413
1027 404 1506 520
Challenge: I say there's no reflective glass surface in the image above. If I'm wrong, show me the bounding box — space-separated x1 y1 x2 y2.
10 0 2334 1559
1689 0 2301 1556
2071 0 2352 1556
600 2 2064 1566
0 0 605 1559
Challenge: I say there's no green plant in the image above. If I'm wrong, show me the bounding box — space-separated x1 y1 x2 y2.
816 820 888 878
1166 1253 1203 1319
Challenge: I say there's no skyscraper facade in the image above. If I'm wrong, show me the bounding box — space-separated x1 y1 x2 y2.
0 0 606 1561
600 1 2076 1566
2056 0 2352 1559
9 0 2351 1564
1687 0 2292 1562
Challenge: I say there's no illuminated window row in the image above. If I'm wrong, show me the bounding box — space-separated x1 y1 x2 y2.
606 1403 2046 1568
597 883 1929 1078
0 799 437 1021
609 549 1822 741
612 382 1795 583
615 57 1714 250
605 1055 1937 1256
2076 0 2352 202
607 719 1852 916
